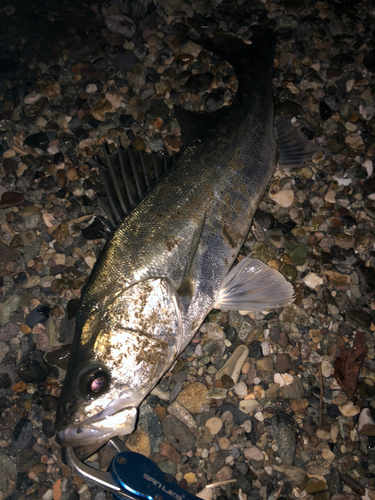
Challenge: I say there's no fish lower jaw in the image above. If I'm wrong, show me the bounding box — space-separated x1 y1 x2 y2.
56 407 137 447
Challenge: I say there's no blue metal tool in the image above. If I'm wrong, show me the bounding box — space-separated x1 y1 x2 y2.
65 438 201 500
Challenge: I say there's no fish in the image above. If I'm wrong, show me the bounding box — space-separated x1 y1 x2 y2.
55 31 317 450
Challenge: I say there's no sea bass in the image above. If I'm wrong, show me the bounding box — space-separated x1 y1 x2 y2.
56 32 314 449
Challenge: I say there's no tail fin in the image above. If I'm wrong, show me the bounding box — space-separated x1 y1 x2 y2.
201 31 277 78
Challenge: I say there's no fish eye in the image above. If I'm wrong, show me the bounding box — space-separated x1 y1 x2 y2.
79 368 109 397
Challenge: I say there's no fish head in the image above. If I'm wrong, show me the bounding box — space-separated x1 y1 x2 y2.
55 277 182 449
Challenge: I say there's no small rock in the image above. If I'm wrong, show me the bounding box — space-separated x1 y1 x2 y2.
161 415 195 453
269 189 294 207
176 382 210 414
105 14 136 37
339 401 361 417
358 408 375 436
216 465 232 481
12 418 33 449
306 478 328 494
303 272 323 289
205 417 223 435
238 399 259 414
215 345 249 384
126 429 151 457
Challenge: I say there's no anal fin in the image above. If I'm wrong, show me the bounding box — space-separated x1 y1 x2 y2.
214 257 294 312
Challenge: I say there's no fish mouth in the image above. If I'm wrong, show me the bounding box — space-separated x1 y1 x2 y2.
55 407 138 448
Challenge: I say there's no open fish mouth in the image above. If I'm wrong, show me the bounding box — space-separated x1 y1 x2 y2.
56 407 137 448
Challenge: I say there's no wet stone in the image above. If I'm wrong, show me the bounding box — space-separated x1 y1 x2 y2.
280 376 305 400
347 310 371 328
12 418 33 449
25 132 49 150
254 210 274 229
327 132 345 153
0 191 24 208
319 101 332 120
161 415 195 453
17 351 51 383
26 305 50 328
248 341 263 359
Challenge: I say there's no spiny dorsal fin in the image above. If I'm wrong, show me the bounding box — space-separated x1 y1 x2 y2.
174 105 225 146
275 116 320 169
97 146 178 227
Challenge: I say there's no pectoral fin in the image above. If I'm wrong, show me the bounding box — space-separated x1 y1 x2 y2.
214 257 294 312
275 116 320 169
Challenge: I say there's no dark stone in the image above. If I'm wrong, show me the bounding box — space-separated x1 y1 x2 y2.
205 88 224 112
326 132 345 153
25 305 50 328
38 176 59 195
111 52 138 71
25 133 49 150
150 100 170 119
42 419 55 438
59 135 79 157
0 372 12 388
12 419 33 450
185 72 214 92
16 448 40 473
42 395 58 412
319 101 332 120
254 210 275 229
327 405 340 418
53 151 65 165
161 415 196 453
3 158 18 173
340 214 356 226
276 100 303 118
364 50 375 73
347 310 371 328
248 341 263 358
45 344 71 370
119 114 134 127
67 298 79 320
82 217 113 240
0 191 24 208
17 351 51 383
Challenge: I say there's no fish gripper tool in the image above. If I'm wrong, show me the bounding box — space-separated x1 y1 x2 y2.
65 438 202 500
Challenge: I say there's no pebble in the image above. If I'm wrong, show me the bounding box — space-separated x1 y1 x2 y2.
176 382 210 414
205 417 223 435
339 402 361 417
238 399 259 414
126 429 151 457
357 408 375 436
161 415 195 453
215 345 249 384
303 272 323 289
269 189 294 207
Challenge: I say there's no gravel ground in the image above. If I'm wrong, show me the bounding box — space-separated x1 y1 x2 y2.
1 0 375 499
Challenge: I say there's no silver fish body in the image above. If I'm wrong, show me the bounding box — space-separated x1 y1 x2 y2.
56 33 280 448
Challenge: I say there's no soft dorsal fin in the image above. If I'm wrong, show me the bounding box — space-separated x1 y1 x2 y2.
275 116 320 169
214 257 294 312
174 105 225 146
97 146 178 227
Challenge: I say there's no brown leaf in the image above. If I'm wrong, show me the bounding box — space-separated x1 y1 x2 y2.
333 331 367 401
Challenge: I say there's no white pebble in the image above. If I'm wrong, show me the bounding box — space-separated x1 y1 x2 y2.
303 272 323 289
238 399 259 414
269 189 294 208
233 381 248 397
363 160 373 177
274 373 285 387
24 91 42 104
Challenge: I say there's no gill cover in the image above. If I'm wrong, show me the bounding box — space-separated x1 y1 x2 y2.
56 277 183 447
